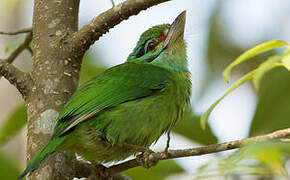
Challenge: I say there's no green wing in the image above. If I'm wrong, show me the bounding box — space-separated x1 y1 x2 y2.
53 62 171 136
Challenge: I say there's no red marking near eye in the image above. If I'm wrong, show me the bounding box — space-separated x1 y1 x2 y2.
159 35 166 41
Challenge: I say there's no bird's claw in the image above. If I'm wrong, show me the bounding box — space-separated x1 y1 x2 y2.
136 149 158 168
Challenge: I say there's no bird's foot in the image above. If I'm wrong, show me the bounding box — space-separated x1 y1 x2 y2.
136 149 158 169
88 164 109 180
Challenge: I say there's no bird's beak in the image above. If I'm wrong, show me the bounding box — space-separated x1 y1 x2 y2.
163 10 186 49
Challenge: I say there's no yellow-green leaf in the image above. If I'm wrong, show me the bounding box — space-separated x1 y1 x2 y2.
281 51 290 71
201 70 257 129
195 141 290 178
252 55 281 90
223 40 289 82
241 141 290 177
0 104 26 147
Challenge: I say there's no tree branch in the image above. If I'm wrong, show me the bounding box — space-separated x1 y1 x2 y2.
0 59 31 97
0 27 32 35
105 128 290 176
0 31 33 98
69 0 170 52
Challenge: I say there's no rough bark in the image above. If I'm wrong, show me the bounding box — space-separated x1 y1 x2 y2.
26 0 82 179
0 60 31 97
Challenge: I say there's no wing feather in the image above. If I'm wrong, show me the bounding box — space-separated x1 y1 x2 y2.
53 62 171 136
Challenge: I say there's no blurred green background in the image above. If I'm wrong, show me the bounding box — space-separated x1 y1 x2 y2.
0 0 289 179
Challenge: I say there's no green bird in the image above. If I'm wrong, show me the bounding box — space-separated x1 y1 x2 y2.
19 11 191 179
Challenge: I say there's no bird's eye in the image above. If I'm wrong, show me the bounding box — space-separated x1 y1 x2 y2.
146 40 157 52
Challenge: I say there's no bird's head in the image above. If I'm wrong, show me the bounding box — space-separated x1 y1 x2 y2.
127 11 187 72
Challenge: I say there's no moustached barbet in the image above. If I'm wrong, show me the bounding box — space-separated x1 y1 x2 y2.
19 11 191 179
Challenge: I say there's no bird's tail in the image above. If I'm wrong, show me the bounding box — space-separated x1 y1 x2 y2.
18 136 66 180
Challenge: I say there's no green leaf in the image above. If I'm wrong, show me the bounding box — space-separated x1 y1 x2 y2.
252 55 281 90
0 151 20 179
173 111 218 145
281 50 290 71
201 70 257 129
223 40 289 82
124 160 184 180
237 141 290 177
194 141 290 179
0 104 26 147
250 68 290 136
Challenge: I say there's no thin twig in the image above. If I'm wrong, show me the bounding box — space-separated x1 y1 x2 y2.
6 32 33 63
110 0 115 7
105 128 290 176
0 27 32 35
